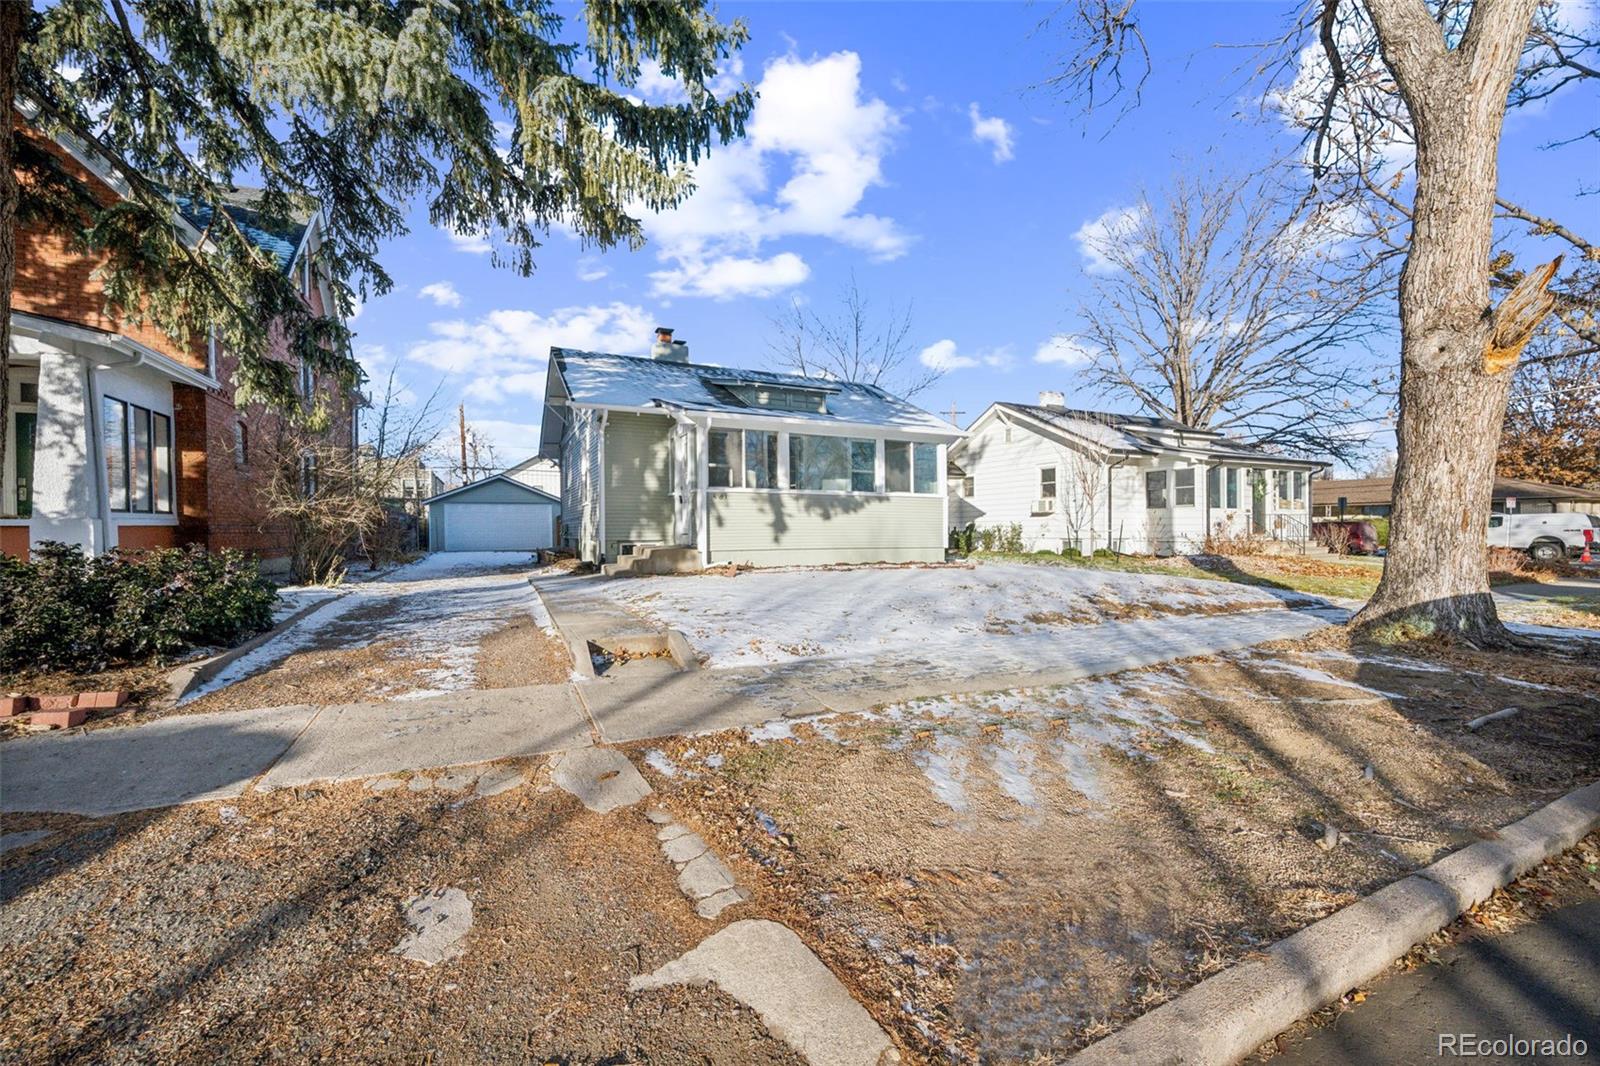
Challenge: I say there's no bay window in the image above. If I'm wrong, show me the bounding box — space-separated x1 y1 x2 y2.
102 396 173 515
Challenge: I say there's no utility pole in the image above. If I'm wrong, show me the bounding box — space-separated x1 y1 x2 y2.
458 404 468 483
945 403 965 428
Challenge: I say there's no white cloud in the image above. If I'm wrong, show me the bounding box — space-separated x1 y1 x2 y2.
643 51 907 300
967 103 1015 163
577 258 609 283
408 303 654 408
418 281 462 308
651 252 810 301
918 339 1014 372
444 228 492 255
465 418 546 462
1073 205 1145 275
1034 335 1097 366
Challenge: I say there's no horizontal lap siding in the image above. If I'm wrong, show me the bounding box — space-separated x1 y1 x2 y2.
604 413 673 556
707 492 944 565
956 419 1106 551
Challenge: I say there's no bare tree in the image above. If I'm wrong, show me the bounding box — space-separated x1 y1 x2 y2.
767 273 939 398
1074 169 1389 463
1497 330 1600 488
1048 0 1574 644
1060 449 1106 553
262 369 444 582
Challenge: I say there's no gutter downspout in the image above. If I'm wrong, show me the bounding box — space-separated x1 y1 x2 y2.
697 415 711 567
597 409 609 563
80 355 112 553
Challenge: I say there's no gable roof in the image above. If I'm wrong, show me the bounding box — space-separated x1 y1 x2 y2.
548 348 960 435
177 186 317 273
970 402 1326 468
422 473 560 506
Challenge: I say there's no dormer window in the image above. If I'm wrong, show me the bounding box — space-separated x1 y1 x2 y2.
718 382 829 414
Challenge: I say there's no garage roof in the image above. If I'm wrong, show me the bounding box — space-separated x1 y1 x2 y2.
423 474 559 506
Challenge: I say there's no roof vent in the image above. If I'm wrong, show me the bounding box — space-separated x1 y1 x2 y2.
1038 390 1065 409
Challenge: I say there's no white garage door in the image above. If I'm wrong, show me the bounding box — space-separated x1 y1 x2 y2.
440 503 554 551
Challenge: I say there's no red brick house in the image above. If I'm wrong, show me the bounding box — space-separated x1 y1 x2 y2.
3 118 358 573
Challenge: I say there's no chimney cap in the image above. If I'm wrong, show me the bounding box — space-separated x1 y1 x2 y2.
1038 389 1066 409
655 326 674 338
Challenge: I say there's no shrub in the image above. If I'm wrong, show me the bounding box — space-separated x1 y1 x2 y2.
0 543 277 673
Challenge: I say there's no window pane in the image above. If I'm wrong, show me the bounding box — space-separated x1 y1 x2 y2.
1174 468 1195 506
1226 468 1238 508
102 397 128 512
153 413 172 513
1040 467 1057 497
913 443 938 494
885 440 911 493
1206 467 1221 508
130 407 153 512
1293 471 1305 501
708 429 739 488
789 434 849 491
1145 470 1168 509
744 430 776 488
850 439 876 492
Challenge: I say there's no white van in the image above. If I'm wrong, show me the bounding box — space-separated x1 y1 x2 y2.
1487 512 1596 561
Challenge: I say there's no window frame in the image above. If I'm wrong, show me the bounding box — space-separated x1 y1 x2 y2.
101 396 174 516
1039 466 1058 500
1174 467 1196 507
1145 469 1169 510
1225 467 1239 509
708 428 742 489
1206 466 1221 508
743 429 778 489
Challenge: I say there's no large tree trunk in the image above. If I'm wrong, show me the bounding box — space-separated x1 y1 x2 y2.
0 2 23 519
1353 0 1553 644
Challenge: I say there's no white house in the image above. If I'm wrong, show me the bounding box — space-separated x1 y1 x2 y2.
505 456 561 497
539 328 963 568
949 393 1325 555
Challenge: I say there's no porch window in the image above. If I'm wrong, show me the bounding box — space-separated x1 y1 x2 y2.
1145 470 1168 509
885 440 911 493
850 439 877 492
1206 467 1221 508
1225 468 1238 508
789 434 850 491
1293 471 1305 502
744 430 777 488
1039 467 1057 499
1174 468 1195 506
913 443 938 494
709 428 741 488
102 396 173 514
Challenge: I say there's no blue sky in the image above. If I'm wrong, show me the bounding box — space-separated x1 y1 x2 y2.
348 1 1598 473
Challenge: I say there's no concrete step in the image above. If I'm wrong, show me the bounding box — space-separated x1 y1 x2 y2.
602 545 701 578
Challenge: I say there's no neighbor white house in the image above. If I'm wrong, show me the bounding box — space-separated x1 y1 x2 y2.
539 328 963 568
949 393 1325 555
505 455 561 496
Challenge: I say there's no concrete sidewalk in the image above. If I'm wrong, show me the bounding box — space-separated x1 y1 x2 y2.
0 685 590 817
1494 576 1600 606
1268 900 1600 1065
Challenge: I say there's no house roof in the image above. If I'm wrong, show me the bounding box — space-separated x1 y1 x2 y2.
422 473 560 506
548 348 960 435
177 186 317 273
1313 475 1600 507
979 402 1327 468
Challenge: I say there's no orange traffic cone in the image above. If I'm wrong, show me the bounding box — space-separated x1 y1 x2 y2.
1583 531 1595 564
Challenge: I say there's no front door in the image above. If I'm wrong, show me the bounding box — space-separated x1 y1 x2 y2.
670 421 697 547
14 412 36 518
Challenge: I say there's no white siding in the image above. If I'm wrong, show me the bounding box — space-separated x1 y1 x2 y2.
954 414 1114 552
560 408 605 562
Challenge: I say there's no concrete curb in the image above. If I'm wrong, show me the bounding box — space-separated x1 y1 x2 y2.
1069 780 1600 1066
164 594 342 705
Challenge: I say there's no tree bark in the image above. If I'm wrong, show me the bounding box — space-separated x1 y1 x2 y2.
0 2 24 519
1353 0 1551 644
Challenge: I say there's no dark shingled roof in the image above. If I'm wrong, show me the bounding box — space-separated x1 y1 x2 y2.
177 187 316 272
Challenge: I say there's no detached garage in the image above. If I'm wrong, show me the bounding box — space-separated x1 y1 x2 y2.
425 475 560 552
